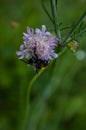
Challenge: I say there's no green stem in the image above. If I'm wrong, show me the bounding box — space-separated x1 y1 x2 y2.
50 0 58 36
63 10 86 44
41 0 54 24
23 69 44 130
50 0 62 42
62 28 86 45
56 0 58 9
61 25 72 31
74 28 86 38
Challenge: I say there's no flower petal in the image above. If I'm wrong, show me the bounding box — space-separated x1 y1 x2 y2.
27 27 31 34
42 25 46 32
16 51 22 56
19 55 24 59
20 44 24 50
53 53 58 58
36 28 41 34
46 32 51 36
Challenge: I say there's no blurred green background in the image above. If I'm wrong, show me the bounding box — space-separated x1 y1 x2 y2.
0 0 86 130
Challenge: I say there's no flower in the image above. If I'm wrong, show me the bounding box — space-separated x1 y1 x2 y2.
16 25 58 72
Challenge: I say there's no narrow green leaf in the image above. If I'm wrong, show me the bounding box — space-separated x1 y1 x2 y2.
50 0 62 42
50 0 57 34
74 27 86 38
63 10 86 44
55 0 58 9
41 0 54 24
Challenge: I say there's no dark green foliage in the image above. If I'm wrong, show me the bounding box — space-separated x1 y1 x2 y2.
0 0 86 130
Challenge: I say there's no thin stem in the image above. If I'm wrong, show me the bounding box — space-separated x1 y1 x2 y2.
41 0 54 24
75 28 86 38
56 0 58 9
63 10 86 44
50 0 58 35
70 28 86 41
50 0 62 42
23 69 44 130
63 28 86 45
61 25 72 31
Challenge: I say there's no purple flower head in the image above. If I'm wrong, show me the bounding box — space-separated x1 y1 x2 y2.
16 25 58 72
